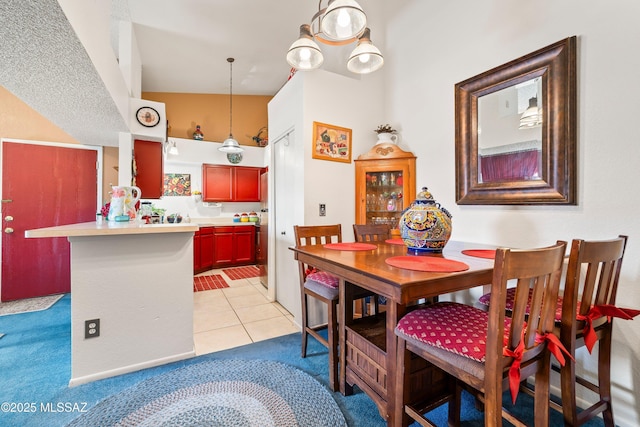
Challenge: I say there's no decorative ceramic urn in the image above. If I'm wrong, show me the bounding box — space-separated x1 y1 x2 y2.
399 187 452 254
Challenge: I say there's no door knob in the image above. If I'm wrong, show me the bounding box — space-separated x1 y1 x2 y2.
4 227 14 234
4 215 13 221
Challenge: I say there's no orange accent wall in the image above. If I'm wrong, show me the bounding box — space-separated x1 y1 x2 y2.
142 92 271 147
0 86 79 144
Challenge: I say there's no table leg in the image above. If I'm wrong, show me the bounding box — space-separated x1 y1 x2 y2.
339 279 354 396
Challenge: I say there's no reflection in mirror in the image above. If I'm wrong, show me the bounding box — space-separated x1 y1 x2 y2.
477 78 542 183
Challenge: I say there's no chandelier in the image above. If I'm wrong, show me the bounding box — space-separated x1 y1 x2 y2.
286 0 383 75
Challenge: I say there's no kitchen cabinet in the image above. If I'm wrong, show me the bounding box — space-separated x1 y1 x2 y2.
200 227 214 270
202 165 261 202
194 225 256 273
213 226 256 267
134 139 164 199
354 143 416 235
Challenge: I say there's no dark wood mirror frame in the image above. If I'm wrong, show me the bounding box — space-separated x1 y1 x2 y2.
455 36 577 205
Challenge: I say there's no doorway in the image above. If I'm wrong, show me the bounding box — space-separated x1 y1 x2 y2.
1 140 99 301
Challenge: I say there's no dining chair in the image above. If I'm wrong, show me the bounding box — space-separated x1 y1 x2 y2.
293 224 342 392
352 223 391 315
478 235 636 427
352 223 391 242
394 241 568 427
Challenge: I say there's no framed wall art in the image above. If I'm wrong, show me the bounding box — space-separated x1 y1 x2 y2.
163 173 191 196
312 121 352 163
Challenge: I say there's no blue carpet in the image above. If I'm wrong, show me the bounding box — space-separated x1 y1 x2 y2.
0 294 606 426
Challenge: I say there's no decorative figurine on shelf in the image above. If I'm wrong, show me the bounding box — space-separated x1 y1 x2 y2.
193 125 204 140
251 126 268 147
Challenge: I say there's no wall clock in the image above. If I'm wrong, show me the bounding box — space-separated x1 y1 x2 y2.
136 106 160 127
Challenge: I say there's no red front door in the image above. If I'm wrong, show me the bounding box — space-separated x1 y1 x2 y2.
1 141 98 301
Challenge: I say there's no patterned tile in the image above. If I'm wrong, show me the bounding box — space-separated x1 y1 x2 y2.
222 266 261 280
193 275 230 292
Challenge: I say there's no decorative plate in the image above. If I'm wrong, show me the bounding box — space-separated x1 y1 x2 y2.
227 152 243 164
136 106 160 127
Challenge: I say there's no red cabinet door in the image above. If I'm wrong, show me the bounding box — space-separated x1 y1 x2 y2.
234 167 261 202
200 227 214 270
203 165 233 201
193 230 201 271
134 140 163 199
213 227 234 266
235 226 256 264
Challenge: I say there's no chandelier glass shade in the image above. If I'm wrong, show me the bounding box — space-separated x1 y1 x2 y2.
219 57 244 153
286 0 383 74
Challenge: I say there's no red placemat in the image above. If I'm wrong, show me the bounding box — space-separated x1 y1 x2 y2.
385 238 405 245
385 256 469 272
461 249 496 259
324 242 378 251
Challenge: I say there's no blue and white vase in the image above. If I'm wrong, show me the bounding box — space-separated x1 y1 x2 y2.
399 187 452 254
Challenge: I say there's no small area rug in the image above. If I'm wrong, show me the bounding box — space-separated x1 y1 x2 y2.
0 294 64 316
193 274 229 292
67 359 346 427
222 265 261 280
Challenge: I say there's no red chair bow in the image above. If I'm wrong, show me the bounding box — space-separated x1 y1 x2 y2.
535 332 574 366
503 335 525 404
503 331 573 404
577 304 640 353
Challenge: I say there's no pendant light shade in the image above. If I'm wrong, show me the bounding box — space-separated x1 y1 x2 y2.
347 28 383 74
320 0 366 41
519 97 543 129
219 57 244 153
287 25 324 70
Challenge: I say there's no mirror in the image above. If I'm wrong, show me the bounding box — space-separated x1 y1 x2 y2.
455 36 576 205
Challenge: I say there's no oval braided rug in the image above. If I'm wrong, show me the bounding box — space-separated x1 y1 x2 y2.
67 359 346 427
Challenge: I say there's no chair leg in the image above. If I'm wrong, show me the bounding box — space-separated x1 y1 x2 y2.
327 299 339 392
598 331 615 427
560 350 578 425
301 292 308 358
533 355 551 427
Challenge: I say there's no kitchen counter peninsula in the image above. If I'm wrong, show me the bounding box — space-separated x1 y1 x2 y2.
26 221 199 386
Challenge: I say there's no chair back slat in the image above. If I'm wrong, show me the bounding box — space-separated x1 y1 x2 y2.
293 224 342 281
353 224 390 242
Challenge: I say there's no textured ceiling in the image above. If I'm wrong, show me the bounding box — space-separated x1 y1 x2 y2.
0 0 129 147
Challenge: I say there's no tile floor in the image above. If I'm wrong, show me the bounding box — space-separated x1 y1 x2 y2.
193 267 299 355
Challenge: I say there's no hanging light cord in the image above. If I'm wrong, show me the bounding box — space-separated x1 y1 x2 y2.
228 57 234 138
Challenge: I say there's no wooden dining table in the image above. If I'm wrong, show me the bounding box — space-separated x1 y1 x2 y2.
291 240 496 427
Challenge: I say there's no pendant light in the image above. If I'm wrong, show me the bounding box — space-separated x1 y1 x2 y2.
519 96 542 129
286 0 383 74
347 28 383 74
219 57 244 153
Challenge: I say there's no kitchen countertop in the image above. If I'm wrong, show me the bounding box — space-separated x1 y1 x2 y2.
25 221 198 238
189 218 259 227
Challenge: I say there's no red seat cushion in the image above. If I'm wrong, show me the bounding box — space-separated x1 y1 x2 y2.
306 271 339 288
478 288 580 322
396 302 512 363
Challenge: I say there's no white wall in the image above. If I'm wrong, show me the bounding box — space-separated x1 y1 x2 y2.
385 1 640 424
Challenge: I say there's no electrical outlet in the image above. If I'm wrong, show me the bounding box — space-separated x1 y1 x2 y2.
85 319 100 339
319 203 326 216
